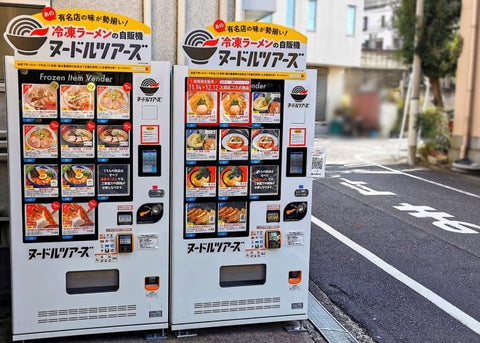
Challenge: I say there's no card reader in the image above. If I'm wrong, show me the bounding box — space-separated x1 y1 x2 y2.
117 233 134 253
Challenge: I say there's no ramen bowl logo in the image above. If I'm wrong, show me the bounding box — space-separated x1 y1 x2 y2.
140 78 159 96
182 29 219 65
290 86 308 102
4 15 49 55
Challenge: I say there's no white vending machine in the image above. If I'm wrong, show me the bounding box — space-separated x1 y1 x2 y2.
170 62 316 330
5 54 171 340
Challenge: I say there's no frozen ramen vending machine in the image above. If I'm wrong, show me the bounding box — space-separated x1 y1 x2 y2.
170 21 316 330
4 9 170 341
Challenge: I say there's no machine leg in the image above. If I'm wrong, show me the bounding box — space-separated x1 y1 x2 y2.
175 330 198 338
145 329 167 340
284 319 307 333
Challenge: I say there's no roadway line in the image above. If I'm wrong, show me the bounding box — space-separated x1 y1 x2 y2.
311 215 480 335
354 155 480 199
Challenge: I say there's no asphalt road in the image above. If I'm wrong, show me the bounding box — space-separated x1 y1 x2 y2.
310 138 480 342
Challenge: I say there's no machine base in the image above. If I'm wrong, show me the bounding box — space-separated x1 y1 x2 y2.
170 314 308 331
12 322 168 341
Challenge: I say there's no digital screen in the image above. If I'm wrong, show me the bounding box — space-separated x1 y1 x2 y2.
142 150 157 173
119 235 131 245
138 145 161 177
117 212 133 225
289 152 304 174
286 147 307 177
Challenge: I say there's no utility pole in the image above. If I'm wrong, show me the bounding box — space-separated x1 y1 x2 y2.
407 0 424 165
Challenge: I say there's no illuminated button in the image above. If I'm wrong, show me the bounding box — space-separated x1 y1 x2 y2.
148 189 165 198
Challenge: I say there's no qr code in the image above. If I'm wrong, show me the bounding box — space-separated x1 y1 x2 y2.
312 156 324 170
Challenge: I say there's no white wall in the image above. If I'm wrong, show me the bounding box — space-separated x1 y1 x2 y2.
363 5 396 50
326 67 346 122
272 0 363 68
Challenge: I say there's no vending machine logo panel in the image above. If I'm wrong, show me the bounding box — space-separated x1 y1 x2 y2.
5 9 151 73
182 21 307 80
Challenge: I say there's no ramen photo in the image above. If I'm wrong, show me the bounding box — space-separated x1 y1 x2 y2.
99 128 128 145
26 127 56 150
222 134 246 151
222 92 247 115
63 165 93 187
189 92 215 115
222 166 243 187
253 133 277 151
98 88 128 111
24 85 56 110
27 166 57 187
61 85 93 111
189 167 212 188
62 128 93 145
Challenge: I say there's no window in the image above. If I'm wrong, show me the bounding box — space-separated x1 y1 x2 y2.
286 0 295 28
0 1 48 90
260 14 273 23
347 5 356 36
381 15 386 28
308 0 317 31
363 16 368 31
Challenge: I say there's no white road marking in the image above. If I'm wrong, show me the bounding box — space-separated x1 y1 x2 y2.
311 215 480 335
353 155 480 199
340 178 396 196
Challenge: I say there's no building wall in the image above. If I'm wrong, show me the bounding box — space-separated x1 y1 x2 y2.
451 0 480 162
363 1 396 50
271 0 363 123
306 0 363 68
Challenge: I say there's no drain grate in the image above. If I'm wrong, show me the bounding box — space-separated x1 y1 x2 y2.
308 292 357 343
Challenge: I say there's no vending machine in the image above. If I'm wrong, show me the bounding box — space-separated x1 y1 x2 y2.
5 9 170 341
170 21 316 330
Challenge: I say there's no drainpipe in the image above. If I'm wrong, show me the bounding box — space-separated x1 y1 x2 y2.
143 0 151 27
219 0 228 20
235 0 244 21
460 0 479 159
177 0 186 64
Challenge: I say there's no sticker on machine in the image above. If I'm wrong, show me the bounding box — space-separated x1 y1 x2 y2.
250 165 279 197
137 234 160 249
285 231 305 247
140 125 160 144
289 128 306 146
311 147 327 178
